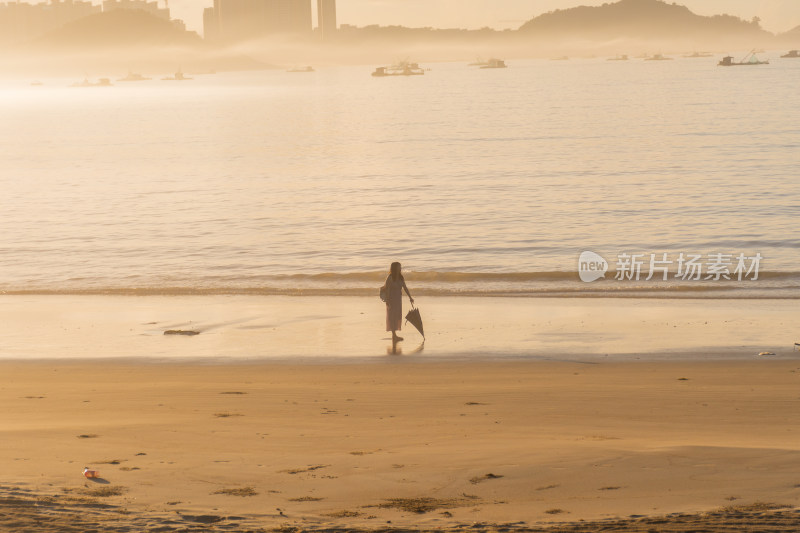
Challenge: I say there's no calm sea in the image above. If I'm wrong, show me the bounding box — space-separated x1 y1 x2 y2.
1 57 798 298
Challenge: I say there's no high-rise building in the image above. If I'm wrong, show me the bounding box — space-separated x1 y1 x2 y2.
316 0 335 41
205 0 311 43
217 0 262 41
203 3 220 43
271 0 310 34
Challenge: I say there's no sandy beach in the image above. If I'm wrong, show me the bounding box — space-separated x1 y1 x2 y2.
3 356 800 531
4 3 799 529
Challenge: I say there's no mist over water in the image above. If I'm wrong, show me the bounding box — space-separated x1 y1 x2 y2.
1 57 798 296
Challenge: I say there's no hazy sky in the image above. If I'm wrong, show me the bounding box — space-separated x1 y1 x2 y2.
160 1 800 35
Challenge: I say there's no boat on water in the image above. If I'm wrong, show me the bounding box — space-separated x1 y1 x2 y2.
287 66 314 72
645 54 673 61
30 80 44 86
781 50 800 58
371 61 424 77
718 50 769 66
162 69 192 81
118 71 151 82
684 51 712 58
607 54 629 61
71 77 112 87
480 58 507 69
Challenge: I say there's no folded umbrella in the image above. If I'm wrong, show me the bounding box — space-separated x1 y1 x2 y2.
405 304 424 339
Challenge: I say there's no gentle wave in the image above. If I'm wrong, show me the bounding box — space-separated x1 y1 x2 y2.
272 270 583 282
218 270 800 283
1 270 797 298
0 289 796 299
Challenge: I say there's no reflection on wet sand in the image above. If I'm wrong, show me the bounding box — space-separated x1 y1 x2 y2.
387 338 425 355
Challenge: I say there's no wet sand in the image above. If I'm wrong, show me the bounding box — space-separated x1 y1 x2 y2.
1 295 798 360
2 359 800 531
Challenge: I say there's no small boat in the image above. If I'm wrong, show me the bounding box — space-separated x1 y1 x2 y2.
371 61 424 77
781 50 800 58
30 80 44 86
607 54 629 61
162 69 192 81
683 51 712 58
645 54 673 61
479 58 507 69
287 66 314 72
718 50 769 66
71 77 112 87
117 71 151 82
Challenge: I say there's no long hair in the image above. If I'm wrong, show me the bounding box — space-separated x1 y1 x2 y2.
390 262 403 282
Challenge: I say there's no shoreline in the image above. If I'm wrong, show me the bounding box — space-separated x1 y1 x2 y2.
1 295 798 362
2 359 799 531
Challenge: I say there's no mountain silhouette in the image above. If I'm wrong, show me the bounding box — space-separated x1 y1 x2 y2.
778 24 800 44
518 0 770 41
17 9 272 76
33 9 202 49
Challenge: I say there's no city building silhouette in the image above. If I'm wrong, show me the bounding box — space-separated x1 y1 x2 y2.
102 0 169 21
0 0 182 44
204 0 312 43
317 0 336 41
0 0 100 44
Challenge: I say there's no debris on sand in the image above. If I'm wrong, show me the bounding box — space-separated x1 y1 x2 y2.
370 496 481 514
470 473 504 484
324 510 362 518
82 486 126 498
279 465 330 475
212 487 258 497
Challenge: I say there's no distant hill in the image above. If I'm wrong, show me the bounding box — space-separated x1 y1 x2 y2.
518 0 770 42
15 9 273 76
330 0 775 56
777 25 800 45
33 9 202 49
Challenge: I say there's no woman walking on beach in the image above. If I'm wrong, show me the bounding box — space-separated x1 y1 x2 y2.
382 262 414 342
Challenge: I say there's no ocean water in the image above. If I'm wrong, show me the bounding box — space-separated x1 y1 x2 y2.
1 56 799 298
